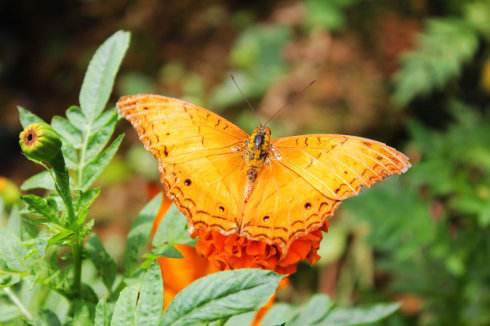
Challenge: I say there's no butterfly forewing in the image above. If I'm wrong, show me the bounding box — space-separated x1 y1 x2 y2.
117 95 249 233
273 134 410 200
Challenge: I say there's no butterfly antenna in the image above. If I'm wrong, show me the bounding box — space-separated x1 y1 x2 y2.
263 80 316 126
230 74 257 117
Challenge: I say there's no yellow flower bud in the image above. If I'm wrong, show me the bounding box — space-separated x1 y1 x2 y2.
19 123 63 168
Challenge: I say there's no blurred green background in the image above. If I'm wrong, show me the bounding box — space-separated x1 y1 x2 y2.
1 1 490 325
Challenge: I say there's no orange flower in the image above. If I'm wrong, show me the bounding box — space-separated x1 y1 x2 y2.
193 227 326 275
150 192 320 324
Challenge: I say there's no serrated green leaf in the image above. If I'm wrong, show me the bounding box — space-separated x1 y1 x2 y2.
81 134 124 190
76 188 101 224
77 188 101 212
93 108 118 130
62 143 79 170
123 194 162 276
66 106 86 127
162 269 282 326
318 303 400 326
18 106 45 128
51 116 83 147
21 194 57 221
80 31 130 121
86 235 117 290
21 171 55 191
85 110 118 162
111 284 139 326
136 264 163 325
152 204 194 248
290 294 333 326
95 300 113 326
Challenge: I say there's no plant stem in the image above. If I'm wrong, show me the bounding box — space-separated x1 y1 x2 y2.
51 163 82 298
72 238 82 297
4 288 33 321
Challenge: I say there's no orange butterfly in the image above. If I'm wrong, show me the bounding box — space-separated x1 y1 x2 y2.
117 95 410 253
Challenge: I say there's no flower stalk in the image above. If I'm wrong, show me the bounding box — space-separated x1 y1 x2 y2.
19 123 82 297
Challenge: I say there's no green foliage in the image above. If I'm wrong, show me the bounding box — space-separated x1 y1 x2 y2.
1 30 131 323
305 0 357 31
393 18 478 106
209 25 291 110
122 194 161 276
345 105 490 325
161 269 282 326
261 294 399 326
79 31 130 120
110 264 163 326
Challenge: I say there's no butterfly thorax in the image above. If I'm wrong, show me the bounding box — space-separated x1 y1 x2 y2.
243 126 271 199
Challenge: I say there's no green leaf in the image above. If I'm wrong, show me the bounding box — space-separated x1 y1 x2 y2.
80 31 130 121
38 309 62 326
93 108 118 130
18 106 44 128
77 188 101 212
21 171 55 191
85 110 118 162
150 245 183 259
95 300 113 326
21 194 58 221
75 188 101 224
51 116 83 147
81 134 124 190
291 294 333 326
152 204 194 247
135 264 163 325
66 106 86 127
319 303 400 326
86 235 117 290
0 230 26 271
0 304 22 322
305 0 357 31
123 194 162 276
162 269 282 326
62 143 79 170
224 312 256 326
72 300 93 326
111 284 139 326
7 205 22 238
261 303 297 326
